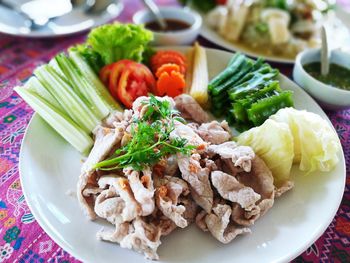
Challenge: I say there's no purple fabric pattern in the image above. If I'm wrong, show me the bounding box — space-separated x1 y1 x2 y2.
0 0 349 262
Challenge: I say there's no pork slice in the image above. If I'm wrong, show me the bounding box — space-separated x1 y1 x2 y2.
102 110 124 127
82 125 124 174
112 178 142 222
97 221 132 244
98 174 142 221
120 217 162 260
164 155 179 177
82 186 103 196
178 153 213 213
125 167 155 216
222 159 244 176
170 121 206 148
233 156 275 223
275 180 294 198
149 210 177 236
155 176 190 228
180 196 198 224
231 203 261 227
205 204 251 244
196 120 232 144
204 158 218 172
98 174 120 188
211 171 261 209
208 142 255 172
94 188 125 224
174 94 210 123
77 126 123 220
236 157 274 202
195 210 208 232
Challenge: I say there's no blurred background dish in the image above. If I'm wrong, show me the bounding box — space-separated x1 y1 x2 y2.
196 0 350 63
0 0 123 37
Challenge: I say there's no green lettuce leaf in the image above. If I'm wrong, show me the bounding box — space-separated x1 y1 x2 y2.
86 23 153 65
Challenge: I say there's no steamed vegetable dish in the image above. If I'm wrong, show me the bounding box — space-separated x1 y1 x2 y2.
206 0 337 58
15 22 342 261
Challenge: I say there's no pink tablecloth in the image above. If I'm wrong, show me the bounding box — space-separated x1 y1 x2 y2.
0 0 349 262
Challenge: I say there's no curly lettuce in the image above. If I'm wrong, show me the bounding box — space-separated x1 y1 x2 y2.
86 23 153 65
70 23 153 72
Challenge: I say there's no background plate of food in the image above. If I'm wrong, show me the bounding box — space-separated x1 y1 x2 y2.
198 0 350 63
17 24 345 261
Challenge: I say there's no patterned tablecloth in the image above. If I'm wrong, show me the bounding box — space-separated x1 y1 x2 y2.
0 0 349 262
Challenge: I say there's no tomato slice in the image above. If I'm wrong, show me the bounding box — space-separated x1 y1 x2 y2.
100 59 156 108
99 64 114 87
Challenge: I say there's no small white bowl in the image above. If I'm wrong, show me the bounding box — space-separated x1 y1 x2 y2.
133 7 202 46
293 48 350 110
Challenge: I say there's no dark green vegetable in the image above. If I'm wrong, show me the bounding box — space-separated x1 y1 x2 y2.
228 70 278 100
211 58 255 96
232 81 280 122
247 91 294 126
209 53 246 91
208 53 294 128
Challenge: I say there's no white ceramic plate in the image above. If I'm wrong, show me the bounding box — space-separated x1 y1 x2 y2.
19 47 345 263
0 1 123 38
200 8 350 64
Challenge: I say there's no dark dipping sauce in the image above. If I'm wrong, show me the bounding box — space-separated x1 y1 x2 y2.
303 62 350 91
145 19 190 32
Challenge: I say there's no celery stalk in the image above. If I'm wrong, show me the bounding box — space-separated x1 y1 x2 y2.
14 86 93 154
34 65 99 133
25 77 62 111
54 53 110 120
68 50 123 111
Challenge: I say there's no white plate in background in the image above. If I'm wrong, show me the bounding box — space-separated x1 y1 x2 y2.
0 0 123 38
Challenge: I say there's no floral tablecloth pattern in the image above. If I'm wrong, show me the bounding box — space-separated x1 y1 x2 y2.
0 0 349 262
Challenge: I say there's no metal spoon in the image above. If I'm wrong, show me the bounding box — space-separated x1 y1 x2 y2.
142 0 167 30
321 25 330 76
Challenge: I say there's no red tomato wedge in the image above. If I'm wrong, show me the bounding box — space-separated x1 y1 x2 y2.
99 59 156 108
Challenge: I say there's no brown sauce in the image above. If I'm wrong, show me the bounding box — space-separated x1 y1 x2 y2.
145 19 190 32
